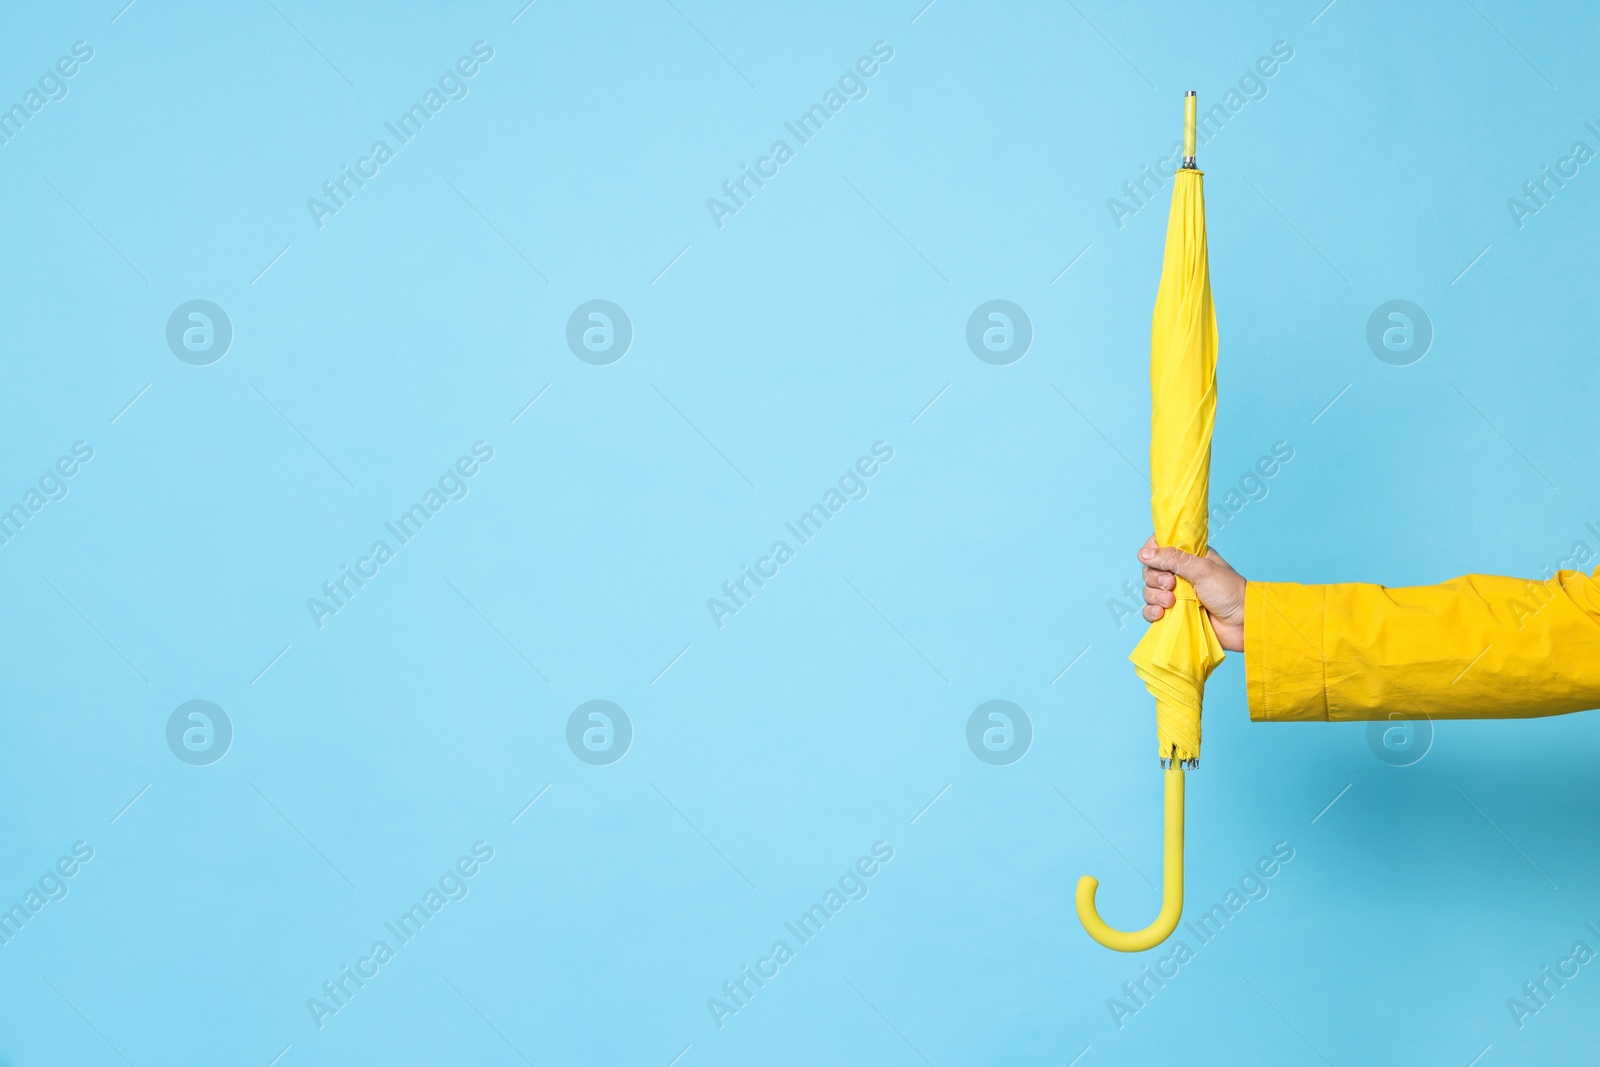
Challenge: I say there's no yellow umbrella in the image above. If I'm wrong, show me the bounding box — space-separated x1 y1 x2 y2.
1077 92 1226 952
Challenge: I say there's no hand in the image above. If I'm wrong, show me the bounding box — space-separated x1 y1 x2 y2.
1138 535 1247 653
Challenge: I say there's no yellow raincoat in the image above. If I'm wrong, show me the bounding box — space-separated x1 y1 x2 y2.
1245 570 1600 720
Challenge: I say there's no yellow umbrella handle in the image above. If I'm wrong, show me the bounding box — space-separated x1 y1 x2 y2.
1075 764 1184 952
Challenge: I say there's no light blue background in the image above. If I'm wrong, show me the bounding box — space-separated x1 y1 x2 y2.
2 1 1598 1064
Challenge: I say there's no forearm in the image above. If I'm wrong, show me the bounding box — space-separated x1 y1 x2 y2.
1244 571 1600 721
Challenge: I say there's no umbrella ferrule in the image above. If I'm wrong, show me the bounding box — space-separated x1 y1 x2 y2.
1182 90 1197 169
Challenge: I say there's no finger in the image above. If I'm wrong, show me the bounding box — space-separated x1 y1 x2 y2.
1143 566 1175 591
1142 604 1164 622
1143 586 1175 608
1142 544 1204 579
1137 534 1159 565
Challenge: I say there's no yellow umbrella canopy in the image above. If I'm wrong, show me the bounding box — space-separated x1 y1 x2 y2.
1133 108 1225 767
1078 93 1225 952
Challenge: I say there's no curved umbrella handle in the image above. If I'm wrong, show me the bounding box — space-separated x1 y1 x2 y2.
1075 764 1185 952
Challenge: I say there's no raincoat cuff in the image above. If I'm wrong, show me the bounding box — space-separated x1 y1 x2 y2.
1244 581 1329 722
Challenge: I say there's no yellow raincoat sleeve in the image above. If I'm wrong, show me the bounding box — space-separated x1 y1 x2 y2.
1244 571 1600 721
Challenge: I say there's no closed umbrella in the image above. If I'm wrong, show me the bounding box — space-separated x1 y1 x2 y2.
1078 92 1226 952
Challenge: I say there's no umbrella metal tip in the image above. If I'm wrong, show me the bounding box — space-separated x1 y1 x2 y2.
1182 92 1198 168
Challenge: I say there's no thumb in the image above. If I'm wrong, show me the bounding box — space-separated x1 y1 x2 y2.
1139 542 1208 580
